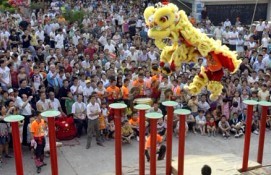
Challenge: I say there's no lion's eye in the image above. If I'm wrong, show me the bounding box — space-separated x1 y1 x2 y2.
160 16 169 22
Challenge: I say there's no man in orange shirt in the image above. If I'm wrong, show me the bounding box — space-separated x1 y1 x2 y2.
122 78 130 106
145 134 166 162
30 111 47 173
172 79 182 101
132 73 145 96
106 78 121 104
129 113 140 141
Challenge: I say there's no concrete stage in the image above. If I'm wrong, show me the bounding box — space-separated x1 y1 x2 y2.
172 154 261 175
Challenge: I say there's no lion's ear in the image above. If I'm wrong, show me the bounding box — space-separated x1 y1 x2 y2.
167 3 179 13
144 6 156 24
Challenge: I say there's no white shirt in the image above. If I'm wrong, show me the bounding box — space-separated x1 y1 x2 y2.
0 66 10 85
55 34 64 49
198 101 210 112
48 98 61 111
86 102 101 120
223 21 231 28
70 85 83 98
261 37 270 48
71 101 87 118
19 101 32 115
98 35 107 46
83 86 94 103
256 23 265 32
72 35 80 46
35 30 44 41
104 44 115 53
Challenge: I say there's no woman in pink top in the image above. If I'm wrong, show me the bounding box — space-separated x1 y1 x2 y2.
221 99 230 120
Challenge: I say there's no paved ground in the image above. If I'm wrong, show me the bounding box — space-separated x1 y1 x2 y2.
1 131 271 175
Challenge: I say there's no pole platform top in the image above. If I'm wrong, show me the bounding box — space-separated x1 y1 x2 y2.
134 104 151 110
174 109 191 115
162 101 178 107
243 100 258 105
41 110 61 118
146 112 163 119
4 115 24 122
109 103 127 109
258 101 271 107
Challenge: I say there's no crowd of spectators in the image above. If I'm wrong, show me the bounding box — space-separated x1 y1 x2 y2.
0 0 270 173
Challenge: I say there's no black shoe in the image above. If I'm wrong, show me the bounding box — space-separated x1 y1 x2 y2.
5 155 13 158
86 144 91 149
37 167 41 173
97 142 105 147
41 162 47 167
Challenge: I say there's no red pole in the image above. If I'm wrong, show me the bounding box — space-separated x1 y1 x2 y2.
149 119 158 175
11 122 24 175
257 105 268 164
47 117 58 175
114 109 122 175
139 110 146 175
178 115 186 175
242 104 253 172
166 106 174 175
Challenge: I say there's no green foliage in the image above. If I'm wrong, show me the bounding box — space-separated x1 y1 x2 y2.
0 0 16 13
30 2 45 10
63 10 85 24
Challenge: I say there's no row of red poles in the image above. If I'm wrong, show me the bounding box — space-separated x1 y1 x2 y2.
4 99 270 175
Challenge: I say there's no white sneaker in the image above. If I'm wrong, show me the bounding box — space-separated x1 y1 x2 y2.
223 133 225 137
253 130 259 135
239 131 244 137
235 134 239 138
137 136 140 141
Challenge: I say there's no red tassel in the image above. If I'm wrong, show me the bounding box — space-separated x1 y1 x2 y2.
160 62 165 67
170 61 176 71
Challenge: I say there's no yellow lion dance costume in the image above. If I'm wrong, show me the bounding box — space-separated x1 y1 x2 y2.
144 3 241 100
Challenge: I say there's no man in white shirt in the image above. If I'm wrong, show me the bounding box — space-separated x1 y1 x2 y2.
72 31 80 46
72 94 87 138
83 80 94 103
70 77 83 100
86 95 104 149
104 40 115 53
0 59 11 90
20 94 33 145
256 20 265 41
223 19 231 28
55 30 64 49
35 27 45 42
198 94 210 113
48 91 64 115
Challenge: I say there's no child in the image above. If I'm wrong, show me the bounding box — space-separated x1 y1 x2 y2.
195 110 206 136
65 91 75 116
229 112 244 138
252 111 260 135
157 118 166 136
174 119 188 137
230 101 241 118
206 117 216 137
107 120 115 139
241 89 249 110
221 99 230 120
121 120 134 144
129 112 140 141
218 115 231 139
99 103 108 141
